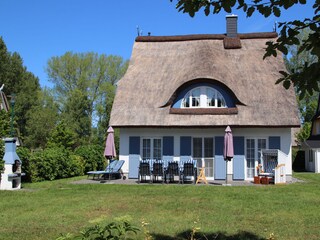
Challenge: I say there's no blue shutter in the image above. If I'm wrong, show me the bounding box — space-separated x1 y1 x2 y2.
180 136 191 156
129 136 140 179
269 136 281 150
233 136 245 180
214 136 225 180
163 136 174 156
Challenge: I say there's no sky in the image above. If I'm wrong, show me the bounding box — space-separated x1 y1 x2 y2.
0 0 315 88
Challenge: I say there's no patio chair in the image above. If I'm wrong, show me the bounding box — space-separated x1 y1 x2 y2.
165 161 180 183
102 160 126 180
87 160 118 180
138 160 151 183
152 160 165 183
180 161 197 184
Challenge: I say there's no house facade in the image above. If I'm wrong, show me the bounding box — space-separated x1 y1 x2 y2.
302 95 320 173
110 16 300 181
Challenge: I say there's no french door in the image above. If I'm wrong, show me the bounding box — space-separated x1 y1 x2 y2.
192 137 214 178
142 138 162 160
246 138 267 179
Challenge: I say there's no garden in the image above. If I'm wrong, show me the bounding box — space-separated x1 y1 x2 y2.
0 173 319 240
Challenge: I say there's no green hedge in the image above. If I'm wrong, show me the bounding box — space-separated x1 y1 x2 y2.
28 147 84 182
2 143 106 182
74 145 106 174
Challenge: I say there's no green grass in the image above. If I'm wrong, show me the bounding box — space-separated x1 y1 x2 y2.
0 173 320 240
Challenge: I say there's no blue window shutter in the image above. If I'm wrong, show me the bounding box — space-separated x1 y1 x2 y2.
129 136 140 154
233 136 245 180
214 136 225 180
180 136 191 156
269 136 281 150
163 136 174 156
234 136 244 155
128 137 140 179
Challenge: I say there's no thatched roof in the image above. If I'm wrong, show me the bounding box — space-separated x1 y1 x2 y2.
110 33 300 128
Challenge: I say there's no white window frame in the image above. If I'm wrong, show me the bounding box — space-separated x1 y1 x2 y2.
181 87 226 108
245 137 267 179
192 137 214 178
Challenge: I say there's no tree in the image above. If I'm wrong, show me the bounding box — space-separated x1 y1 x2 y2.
284 28 318 143
47 120 76 150
24 88 59 149
46 52 128 143
170 0 320 98
0 37 40 140
0 110 10 138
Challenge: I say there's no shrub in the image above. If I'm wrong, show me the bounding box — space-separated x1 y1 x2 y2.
74 144 106 174
56 220 140 240
16 147 31 182
28 147 84 182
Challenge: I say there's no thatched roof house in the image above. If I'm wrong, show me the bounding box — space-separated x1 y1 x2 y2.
110 32 299 128
109 15 300 182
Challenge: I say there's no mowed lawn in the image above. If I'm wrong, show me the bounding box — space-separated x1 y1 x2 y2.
0 173 319 240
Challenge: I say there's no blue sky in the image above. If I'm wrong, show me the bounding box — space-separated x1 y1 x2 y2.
0 0 314 88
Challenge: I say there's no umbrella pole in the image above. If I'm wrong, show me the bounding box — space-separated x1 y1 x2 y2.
225 160 228 185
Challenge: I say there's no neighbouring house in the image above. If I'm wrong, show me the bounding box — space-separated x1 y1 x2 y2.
109 15 300 181
302 95 320 173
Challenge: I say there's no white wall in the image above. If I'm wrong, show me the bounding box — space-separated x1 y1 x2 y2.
118 127 293 178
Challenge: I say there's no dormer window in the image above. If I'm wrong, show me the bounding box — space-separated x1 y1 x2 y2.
181 87 226 108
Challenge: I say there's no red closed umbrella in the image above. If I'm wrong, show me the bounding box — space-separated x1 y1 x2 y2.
104 126 116 159
224 126 234 160
224 126 234 185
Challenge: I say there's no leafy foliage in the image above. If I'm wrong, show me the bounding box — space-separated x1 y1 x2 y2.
46 52 128 144
28 147 84 182
0 37 40 139
56 220 140 240
24 88 59 149
296 122 311 143
16 146 31 181
170 0 320 98
74 144 105 174
47 121 77 150
0 109 10 138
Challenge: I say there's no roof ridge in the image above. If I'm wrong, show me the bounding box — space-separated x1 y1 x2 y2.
135 32 278 42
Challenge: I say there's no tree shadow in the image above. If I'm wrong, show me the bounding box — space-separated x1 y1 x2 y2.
152 230 266 240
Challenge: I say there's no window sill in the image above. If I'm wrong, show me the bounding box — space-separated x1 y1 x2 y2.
170 107 238 115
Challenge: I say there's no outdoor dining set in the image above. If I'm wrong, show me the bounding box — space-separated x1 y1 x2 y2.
138 157 198 184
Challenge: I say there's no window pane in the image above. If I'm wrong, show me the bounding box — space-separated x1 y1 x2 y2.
204 138 213 158
182 92 190 108
143 139 151 160
246 139 255 178
217 92 226 107
258 139 266 161
153 139 162 160
206 88 215 107
191 88 200 107
193 138 202 158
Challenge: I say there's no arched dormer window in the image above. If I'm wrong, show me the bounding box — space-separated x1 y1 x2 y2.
181 87 226 108
166 79 244 115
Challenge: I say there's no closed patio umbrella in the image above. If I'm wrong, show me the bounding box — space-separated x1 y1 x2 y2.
224 126 234 185
104 126 116 159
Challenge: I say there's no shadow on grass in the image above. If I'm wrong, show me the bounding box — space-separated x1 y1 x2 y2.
152 230 266 240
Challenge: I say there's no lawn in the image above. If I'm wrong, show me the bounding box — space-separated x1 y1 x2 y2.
0 173 319 240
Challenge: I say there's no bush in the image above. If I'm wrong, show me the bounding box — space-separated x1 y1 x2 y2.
74 144 106 174
29 147 85 182
56 220 140 240
0 140 4 161
16 147 31 182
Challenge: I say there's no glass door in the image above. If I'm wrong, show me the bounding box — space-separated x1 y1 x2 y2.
246 138 267 179
192 137 214 178
142 138 162 160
